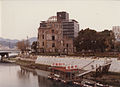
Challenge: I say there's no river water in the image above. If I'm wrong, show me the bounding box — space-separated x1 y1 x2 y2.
0 63 76 87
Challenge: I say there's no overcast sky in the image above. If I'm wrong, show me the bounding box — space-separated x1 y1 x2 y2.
0 0 120 40
0 1 1 37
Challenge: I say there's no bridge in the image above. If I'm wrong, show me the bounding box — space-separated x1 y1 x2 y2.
0 50 20 61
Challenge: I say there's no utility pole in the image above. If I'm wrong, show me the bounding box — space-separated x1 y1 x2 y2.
26 36 29 55
26 36 29 50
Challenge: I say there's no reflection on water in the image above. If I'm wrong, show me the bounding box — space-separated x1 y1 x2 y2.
37 76 74 87
0 63 78 87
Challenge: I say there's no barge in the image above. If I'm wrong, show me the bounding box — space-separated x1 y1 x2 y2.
47 60 112 86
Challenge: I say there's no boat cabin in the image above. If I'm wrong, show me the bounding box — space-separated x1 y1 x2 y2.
49 66 81 83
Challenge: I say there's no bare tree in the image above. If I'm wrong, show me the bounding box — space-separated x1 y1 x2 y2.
16 40 30 53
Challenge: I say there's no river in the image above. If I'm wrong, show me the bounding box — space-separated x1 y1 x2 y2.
0 63 77 87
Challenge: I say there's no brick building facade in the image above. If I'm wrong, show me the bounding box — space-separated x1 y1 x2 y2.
37 11 79 54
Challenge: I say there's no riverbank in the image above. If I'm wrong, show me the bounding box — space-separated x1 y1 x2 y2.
95 72 120 87
37 52 119 58
3 56 120 73
15 58 50 72
69 52 119 58
2 56 120 87
84 72 120 87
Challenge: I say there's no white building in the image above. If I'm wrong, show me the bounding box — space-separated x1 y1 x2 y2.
112 26 120 41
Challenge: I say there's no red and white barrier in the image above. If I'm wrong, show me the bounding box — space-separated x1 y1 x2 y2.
66 65 78 70
51 63 66 67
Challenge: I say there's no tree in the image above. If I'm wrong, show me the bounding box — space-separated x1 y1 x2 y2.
74 28 115 52
31 41 38 53
16 40 30 53
74 28 98 52
98 30 115 52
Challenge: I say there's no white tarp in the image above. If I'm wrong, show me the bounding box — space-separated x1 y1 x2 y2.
36 56 120 72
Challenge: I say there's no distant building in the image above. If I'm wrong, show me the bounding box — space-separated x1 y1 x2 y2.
112 26 120 41
0 44 10 50
37 11 79 54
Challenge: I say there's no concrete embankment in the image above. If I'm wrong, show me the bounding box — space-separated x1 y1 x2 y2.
16 58 50 71
4 56 120 73
109 58 120 72
36 56 120 73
